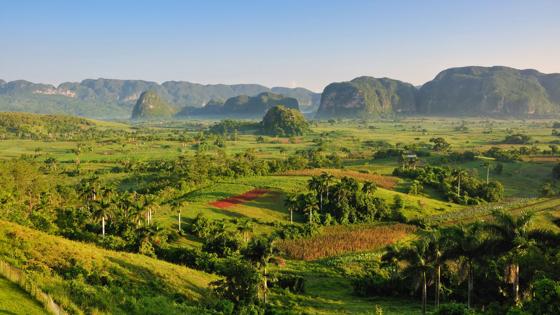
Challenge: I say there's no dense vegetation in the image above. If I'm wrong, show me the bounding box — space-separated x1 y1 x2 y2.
317 76 417 118
180 92 300 118
131 90 176 120
0 115 559 314
261 105 309 136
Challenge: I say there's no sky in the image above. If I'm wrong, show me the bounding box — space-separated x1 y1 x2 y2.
1 0 559 92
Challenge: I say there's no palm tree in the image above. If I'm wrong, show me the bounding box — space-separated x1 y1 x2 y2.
452 169 468 196
284 193 298 223
484 209 534 304
319 172 336 200
300 192 319 224
400 239 433 315
445 223 486 309
243 237 277 304
422 230 450 308
237 219 254 242
482 161 491 184
308 176 325 212
362 181 377 196
381 244 405 285
92 187 114 237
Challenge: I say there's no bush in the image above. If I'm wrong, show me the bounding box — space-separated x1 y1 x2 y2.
434 303 474 315
523 278 560 315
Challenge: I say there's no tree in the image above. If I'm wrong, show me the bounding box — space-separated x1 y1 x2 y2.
261 105 309 136
319 172 336 200
452 169 468 197
430 137 451 152
243 237 277 304
524 278 560 315
308 175 325 213
400 239 433 315
211 258 260 306
423 230 451 308
484 210 534 304
482 161 491 184
237 219 254 243
362 181 377 196
445 223 486 309
409 180 423 195
284 193 299 224
552 163 560 180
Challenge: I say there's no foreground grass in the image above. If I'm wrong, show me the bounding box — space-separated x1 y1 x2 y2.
0 220 217 314
0 276 47 315
270 259 426 315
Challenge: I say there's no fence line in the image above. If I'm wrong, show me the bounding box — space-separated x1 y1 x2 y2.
0 260 67 315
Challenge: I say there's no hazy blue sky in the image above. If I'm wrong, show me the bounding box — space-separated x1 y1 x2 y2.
1 0 559 91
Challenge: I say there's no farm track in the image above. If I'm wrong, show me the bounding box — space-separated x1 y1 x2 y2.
441 197 560 225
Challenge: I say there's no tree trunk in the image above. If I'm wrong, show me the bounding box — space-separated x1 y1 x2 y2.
513 264 519 304
422 271 427 315
467 262 473 309
178 211 182 231
320 193 323 213
290 209 293 224
102 216 106 237
457 175 461 196
486 165 490 184
435 264 441 307
263 266 268 304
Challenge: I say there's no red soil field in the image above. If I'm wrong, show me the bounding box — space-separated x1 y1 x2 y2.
209 188 270 209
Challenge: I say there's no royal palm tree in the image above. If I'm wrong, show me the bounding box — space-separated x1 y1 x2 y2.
319 172 336 199
284 193 298 223
362 181 377 196
308 175 325 212
484 209 534 304
300 192 319 224
400 239 433 315
243 237 277 304
444 223 486 309
422 230 451 308
452 169 468 196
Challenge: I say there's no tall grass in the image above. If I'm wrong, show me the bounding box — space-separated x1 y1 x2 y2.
278 223 415 260
0 260 66 315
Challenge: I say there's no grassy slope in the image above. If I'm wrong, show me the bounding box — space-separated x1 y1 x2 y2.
270 259 425 315
0 220 217 314
0 277 47 315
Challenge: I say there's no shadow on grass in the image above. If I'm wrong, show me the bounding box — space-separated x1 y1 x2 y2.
106 256 207 302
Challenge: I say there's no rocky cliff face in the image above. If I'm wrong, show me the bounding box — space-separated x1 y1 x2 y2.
316 77 417 118
417 66 560 116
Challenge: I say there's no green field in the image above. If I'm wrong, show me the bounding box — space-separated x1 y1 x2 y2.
0 277 47 315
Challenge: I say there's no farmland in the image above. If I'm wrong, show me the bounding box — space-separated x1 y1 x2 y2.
0 113 560 314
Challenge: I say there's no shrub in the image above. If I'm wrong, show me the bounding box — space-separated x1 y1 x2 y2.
433 303 474 315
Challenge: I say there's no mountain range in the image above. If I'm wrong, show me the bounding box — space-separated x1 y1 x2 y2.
2 66 560 119
317 66 560 118
0 78 320 118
